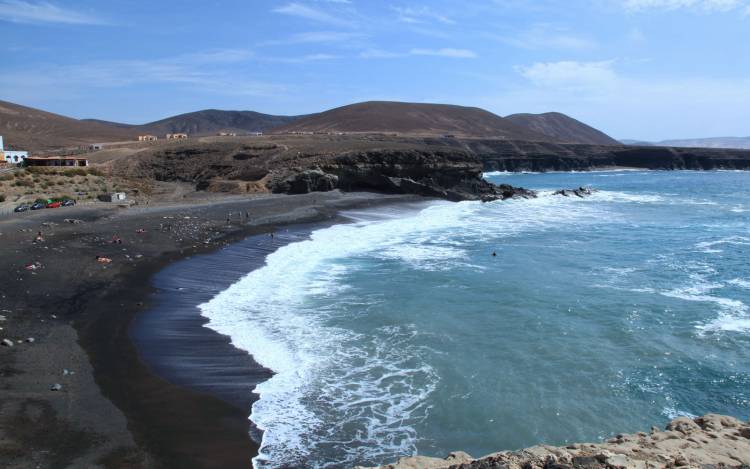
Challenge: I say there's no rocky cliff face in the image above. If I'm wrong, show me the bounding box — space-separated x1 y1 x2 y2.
118 136 750 202
268 149 534 201
363 414 750 469
465 140 750 172
122 140 534 202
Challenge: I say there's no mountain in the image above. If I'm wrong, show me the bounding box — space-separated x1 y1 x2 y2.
0 100 302 151
133 110 302 136
0 100 136 151
273 101 554 141
655 137 750 150
505 112 619 146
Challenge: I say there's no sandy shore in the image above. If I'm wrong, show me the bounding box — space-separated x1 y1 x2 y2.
0 190 419 468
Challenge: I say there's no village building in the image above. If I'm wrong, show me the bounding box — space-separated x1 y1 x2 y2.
89 144 103 150
217 131 237 137
138 135 158 141
166 133 188 140
0 135 29 165
25 156 89 167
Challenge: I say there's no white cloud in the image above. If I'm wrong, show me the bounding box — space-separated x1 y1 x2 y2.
0 50 283 99
622 0 748 12
515 60 617 88
0 0 105 25
503 58 750 140
495 24 597 50
272 2 353 27
359 48 405 58
391 6 455 24
359 47 478 59
260 31 362 46
409 48 478 58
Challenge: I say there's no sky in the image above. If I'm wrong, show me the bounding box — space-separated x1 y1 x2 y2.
1 0 749 141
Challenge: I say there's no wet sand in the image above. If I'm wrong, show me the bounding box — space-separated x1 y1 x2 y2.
0 191 419 468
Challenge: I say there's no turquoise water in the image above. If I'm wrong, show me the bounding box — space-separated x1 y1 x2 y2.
200 171 750 468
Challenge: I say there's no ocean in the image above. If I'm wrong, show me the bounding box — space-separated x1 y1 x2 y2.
199 170 750 468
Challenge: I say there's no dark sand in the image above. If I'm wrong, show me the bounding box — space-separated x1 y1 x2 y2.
0 191 419 468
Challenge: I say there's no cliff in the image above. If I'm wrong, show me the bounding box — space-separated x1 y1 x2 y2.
118 138 534 202
364 414 750 469
465 140 750 172
115 135 750 202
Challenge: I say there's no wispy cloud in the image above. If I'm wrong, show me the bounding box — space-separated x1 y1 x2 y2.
360 47 478 59
622 0 749 12
494 24 597 50
391 5 455 24
505 57 750 139
0 49 283 99
410 47 477 58
515 60 617 89
260 30 362 46
272 2 354 27
0 0 106 25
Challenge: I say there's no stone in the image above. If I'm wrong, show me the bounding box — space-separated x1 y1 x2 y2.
2 338 13 347
25 337 34 343
50 383 62 391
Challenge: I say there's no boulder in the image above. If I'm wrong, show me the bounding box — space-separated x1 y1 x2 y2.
270 169 339 194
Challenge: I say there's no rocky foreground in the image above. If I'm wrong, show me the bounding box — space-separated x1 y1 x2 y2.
363 414 750 469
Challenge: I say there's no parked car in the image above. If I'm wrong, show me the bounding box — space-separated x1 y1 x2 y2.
31 202 46 210
62 199 76 207
46 201 62 209
14 204 30 212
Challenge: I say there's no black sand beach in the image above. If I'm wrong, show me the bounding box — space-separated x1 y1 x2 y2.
0 191 418 468
130 221 336 449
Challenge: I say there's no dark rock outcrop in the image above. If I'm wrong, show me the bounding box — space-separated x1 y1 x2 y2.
269 169 339 194
265 149 536 201
467 139 750 172
553 187 596 198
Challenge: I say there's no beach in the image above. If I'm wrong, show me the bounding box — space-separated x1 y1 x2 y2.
0 190 418 468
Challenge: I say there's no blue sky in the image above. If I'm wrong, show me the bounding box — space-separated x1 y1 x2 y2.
1 0 748 140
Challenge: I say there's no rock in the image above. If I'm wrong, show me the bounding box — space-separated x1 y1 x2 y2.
50 383 62 391
604 453 630 468
25 337 34 343
270 169 339 194
553 187 596 198
2 338 14 347
666 417 701 435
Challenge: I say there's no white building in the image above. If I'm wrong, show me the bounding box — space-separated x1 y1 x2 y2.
0 136 29 165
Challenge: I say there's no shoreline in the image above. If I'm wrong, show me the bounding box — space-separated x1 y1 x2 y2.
129 219 339 451
0 190 422 468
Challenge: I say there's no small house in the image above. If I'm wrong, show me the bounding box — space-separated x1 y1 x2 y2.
89 144 103 150
0 136 29 165
138 135 158 142
166 133 188 140
25 156 89 167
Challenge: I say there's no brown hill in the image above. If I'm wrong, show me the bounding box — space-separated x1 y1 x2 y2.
273 101 553 141
0 100 136 151
505 112 619 146
0 100 303 151
123 109 301 136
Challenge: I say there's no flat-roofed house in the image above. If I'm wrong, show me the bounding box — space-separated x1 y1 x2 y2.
166 133 188 140
0 136 29 165
25 156 89 167
138 135 158 141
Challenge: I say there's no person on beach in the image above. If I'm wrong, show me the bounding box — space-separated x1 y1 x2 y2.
34 231 44 243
